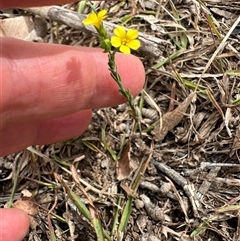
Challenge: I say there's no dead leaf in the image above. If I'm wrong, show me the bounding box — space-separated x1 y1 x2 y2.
0 16 34 39
13 190 39 229
120 183 136 197
116 141 132 181
154 92 196 141
0 16 47 41
210 7 234 19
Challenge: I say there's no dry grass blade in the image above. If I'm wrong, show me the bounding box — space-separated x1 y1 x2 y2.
47 215 57 241
70 164 105 241
196 15 240 86
206 88 224 117
118 142 153 238
55 173 91 221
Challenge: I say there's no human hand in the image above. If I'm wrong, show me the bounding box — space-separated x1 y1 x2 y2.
0 1 145 240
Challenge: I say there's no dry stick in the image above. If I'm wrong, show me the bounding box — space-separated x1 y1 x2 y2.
165 176 190 223
196 166 221 200
151 159 200 218
140 194 166 222
140 180 178 200
23 6 170 58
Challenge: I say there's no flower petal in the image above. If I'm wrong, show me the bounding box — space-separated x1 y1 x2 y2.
127 39 141 50
82 10 107 29
119 45 131 54
82 12 97 25
126 29 139 40
82 19 91 25
114 26 126 38
111 36 122 48
98 9 107 19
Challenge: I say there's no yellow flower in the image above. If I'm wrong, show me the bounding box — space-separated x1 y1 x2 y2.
110 26 141 54
82 9 107 29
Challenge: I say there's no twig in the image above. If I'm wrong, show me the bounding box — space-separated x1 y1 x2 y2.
152 159 200 218
23 6 170 58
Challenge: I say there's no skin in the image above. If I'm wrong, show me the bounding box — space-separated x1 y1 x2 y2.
0 1 145 241
0 209 30 241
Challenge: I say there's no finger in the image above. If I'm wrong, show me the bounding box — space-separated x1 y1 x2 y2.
1 110 92 156
2 37 145 129
0 208 30 241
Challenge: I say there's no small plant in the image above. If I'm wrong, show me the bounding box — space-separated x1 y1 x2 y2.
82 8 144 241
83 8 141 123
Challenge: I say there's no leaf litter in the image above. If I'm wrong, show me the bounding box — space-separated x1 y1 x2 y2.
1 0 240 240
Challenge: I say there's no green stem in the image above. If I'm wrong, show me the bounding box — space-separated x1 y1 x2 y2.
107 51 139 124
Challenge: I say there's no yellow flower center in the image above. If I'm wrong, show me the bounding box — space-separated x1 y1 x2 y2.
121 38 129 45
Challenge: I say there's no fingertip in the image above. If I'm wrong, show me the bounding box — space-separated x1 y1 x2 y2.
0 208 30 241
116 53 145 95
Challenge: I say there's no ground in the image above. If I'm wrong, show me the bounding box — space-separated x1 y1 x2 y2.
1 1 240 241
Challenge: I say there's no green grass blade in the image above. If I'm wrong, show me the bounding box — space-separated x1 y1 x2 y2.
118 196 133 233
59 177 91 220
